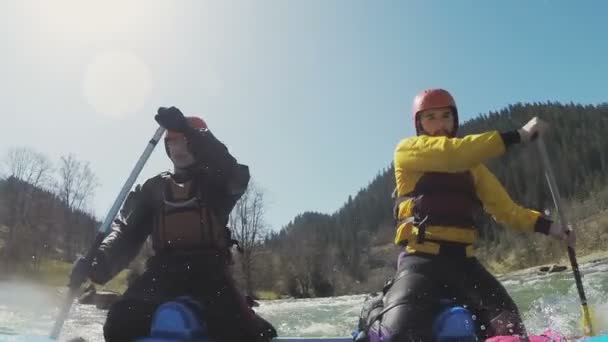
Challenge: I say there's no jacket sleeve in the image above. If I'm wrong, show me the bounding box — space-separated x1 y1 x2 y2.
394 131 520 173
210 162 251 226
184 127 251 223
92 180 156 284
184 126 239 182
472 164 551 234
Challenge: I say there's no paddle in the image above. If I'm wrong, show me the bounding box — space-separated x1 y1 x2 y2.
49 126 166 340
536 135 595 337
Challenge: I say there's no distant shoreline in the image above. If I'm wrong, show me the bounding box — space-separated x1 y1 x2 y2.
2 250 607 301
496 250 608 282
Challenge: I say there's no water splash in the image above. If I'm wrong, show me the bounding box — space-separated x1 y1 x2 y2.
1 261 607 340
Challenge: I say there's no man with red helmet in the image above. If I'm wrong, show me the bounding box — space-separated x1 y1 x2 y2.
358 89 574 341
71 107 276 341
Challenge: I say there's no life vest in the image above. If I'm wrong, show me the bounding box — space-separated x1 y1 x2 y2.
394 171 482 254
152 174 231 253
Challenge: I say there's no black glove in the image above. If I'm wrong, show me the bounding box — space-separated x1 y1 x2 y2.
70 253 112 287
155 106 189 132
69 256 92 288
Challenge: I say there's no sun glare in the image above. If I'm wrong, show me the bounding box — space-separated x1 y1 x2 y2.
20 1 176 118
83 51 153 118
27 0 173 42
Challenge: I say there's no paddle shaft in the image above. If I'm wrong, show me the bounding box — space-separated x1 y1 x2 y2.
536 136 594 336
50 126 166 339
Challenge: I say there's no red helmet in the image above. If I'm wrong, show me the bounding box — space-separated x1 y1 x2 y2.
164 116 207 157
412 89 458 136
165 116 207 141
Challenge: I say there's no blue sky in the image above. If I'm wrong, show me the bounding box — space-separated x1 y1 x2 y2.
1 1 607 232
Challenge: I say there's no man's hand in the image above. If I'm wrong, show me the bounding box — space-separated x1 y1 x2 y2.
69 256 92 287
518 117 549 143
549 221 576 248
155 107 189 132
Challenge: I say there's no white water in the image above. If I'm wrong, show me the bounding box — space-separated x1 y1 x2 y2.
1 260 607 341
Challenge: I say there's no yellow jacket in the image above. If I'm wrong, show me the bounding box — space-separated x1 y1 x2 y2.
394 131 547 256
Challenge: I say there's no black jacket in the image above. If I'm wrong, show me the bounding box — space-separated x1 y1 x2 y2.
91 127 250 284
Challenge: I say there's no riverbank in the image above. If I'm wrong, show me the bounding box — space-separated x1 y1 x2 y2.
496 249 608 281
4 249 607 300
0 258 129 294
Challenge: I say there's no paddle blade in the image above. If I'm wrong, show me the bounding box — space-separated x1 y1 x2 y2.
582 304 596 336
